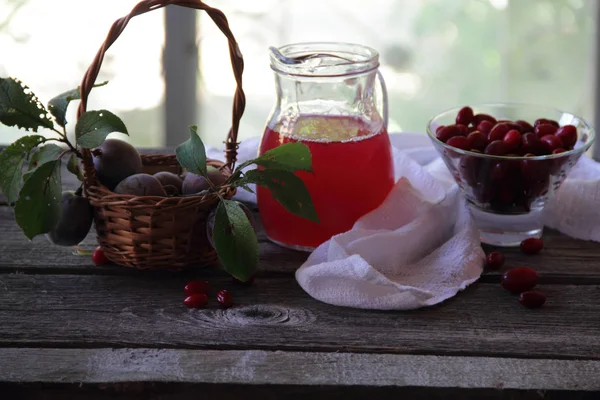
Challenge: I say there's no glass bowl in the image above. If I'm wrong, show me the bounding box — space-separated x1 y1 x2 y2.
426 103 595 246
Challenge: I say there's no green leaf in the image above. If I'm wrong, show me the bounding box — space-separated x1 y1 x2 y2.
0 78 54 132
0 135 45 203
28 143 64 170
67 153 84 182
237 169 319 223
236 142 313 173
175 126 207 176
238 183 255 194
47 81 108 127
213 199 258 282
14 159 62 240
24 143 65 182
75 109 128 148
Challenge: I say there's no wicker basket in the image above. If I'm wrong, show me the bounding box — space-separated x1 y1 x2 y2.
77 0 246 270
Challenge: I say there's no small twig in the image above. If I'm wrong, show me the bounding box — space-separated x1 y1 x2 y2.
51 127 65 139
51 127 82 158
57 149 70 159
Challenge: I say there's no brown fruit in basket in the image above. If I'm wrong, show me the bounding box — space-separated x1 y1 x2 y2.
207 166 228 186
92 139 143 190
182 167 228 195
182 174 210 195
46 190 94 246
154 171 183 194
114 174 167 196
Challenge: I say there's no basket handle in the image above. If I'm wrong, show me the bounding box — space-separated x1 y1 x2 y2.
77 0 245 189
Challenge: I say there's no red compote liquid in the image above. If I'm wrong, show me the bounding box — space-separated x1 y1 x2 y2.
257 114 395 250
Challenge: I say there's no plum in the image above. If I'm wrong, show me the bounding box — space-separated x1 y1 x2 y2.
207 166 228 186
114 174 167 197
46 190 93 246
154 171 183 194
182 174 210 195
181 167 228 195
92 139 143 190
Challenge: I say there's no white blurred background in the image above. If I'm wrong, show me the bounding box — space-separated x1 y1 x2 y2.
0 0 596 152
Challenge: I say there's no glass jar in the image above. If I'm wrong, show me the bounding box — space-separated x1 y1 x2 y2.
257 42 395 251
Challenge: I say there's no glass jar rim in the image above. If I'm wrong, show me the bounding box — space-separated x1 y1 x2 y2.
270 42 380 77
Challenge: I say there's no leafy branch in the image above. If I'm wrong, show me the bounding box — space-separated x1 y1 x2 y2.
176 127 318 281
0 77 318 283
0 77 125 240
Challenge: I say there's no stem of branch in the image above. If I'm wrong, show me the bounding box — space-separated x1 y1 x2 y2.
51 128 82 158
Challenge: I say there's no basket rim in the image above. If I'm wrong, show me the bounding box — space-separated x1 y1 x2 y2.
84 155 236 207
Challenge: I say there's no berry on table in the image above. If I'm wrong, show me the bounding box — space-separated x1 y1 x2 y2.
92 246 108 265
184 280 211 296
501 267 539 293
518 290 546 308
184 293 209 309
216 289 234 308
520 238 544 255
486 251 505 270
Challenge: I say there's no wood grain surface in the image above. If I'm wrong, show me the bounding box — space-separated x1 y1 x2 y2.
2 147 600 397
2 207 600 284
2 348 600 390
0 273 599 360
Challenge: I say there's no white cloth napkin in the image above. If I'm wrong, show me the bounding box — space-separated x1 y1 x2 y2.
207 133 600 310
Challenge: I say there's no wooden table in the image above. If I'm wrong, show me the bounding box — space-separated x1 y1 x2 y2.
1 162 600 399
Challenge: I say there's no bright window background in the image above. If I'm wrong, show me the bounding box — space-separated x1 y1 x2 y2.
199 0 596 147
0 0 596 149
0 0 165 146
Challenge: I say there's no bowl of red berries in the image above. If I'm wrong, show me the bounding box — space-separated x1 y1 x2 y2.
427 103 595 246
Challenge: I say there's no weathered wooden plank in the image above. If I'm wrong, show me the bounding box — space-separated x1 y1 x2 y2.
3 384 597 400
2 205 600 284
0 207 307 276
2 348 600 392
481 234 600 284
0 274 599 359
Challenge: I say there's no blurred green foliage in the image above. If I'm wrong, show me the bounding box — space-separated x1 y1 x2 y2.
385 0 595 132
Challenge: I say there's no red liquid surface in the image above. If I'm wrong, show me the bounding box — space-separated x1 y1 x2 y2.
257 115 395 249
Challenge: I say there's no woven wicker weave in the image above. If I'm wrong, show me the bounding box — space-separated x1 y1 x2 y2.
77 0 246 270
